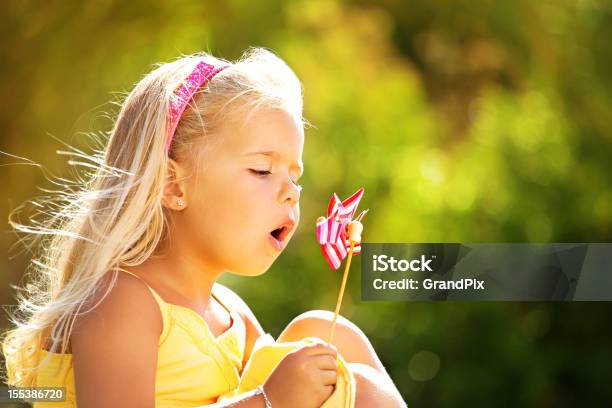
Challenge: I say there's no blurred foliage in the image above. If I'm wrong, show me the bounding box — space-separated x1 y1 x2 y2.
1 0 612 406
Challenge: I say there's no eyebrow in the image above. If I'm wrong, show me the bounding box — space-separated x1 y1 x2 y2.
244 150 304 174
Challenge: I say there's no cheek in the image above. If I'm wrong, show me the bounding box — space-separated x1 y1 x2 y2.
194 173 270 240
224 177 268 223
185 177 293 275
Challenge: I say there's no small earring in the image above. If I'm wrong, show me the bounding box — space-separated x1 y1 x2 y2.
177 198 185 208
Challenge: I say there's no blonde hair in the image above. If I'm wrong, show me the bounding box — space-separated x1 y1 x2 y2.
1 47 304 387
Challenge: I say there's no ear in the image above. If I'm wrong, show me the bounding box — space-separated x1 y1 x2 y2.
161 158 189 211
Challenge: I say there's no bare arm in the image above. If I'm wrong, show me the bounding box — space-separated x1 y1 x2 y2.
71 273 161 407
70 277 303 407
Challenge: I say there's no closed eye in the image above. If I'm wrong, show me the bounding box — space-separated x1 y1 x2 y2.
249 169 302 190
249 169 271 176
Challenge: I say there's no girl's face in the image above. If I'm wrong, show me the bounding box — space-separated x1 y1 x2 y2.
180 108 304 276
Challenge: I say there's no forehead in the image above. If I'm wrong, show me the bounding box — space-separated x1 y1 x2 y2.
220 108 304 157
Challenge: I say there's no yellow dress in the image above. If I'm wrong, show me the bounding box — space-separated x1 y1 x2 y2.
33 271 355 407
219 334 355 407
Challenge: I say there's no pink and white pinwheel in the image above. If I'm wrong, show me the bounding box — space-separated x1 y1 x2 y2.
316 187 368 270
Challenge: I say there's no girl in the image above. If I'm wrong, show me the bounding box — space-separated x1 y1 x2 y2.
2 47 406 407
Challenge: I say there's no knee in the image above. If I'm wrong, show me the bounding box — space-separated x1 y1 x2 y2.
350 363 407 408
278 309 366 346
278 310 378 369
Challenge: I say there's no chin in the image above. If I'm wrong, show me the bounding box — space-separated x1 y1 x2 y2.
234 269 268 278
231 262 273 277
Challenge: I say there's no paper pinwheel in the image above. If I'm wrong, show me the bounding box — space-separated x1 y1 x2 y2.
316 187 368 345
316 187 369 270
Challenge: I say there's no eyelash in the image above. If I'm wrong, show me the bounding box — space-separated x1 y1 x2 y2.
249 169 302 189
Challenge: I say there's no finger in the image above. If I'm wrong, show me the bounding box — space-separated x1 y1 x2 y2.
319 368 338 386
314 354 338 371
305 343 338 358
305 337 337 350
322 384 336 397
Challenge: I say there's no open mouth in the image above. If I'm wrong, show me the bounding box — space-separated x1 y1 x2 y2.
270 225 290 242
269 218 295 250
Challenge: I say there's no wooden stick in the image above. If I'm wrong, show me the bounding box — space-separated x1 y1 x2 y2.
327 240 356 345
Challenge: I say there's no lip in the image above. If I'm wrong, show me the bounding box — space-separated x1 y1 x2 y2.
268 217 296 252
268 234 285 251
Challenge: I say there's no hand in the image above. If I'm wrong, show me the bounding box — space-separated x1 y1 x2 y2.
263 340 338 408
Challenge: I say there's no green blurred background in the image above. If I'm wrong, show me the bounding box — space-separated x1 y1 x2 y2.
1 0 611 406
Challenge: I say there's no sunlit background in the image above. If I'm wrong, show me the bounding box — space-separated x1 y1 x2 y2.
1 1 611 406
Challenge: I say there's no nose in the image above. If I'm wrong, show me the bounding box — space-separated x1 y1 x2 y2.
279 174 301 205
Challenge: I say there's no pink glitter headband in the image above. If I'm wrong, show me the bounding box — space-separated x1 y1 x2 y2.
165 59 229 154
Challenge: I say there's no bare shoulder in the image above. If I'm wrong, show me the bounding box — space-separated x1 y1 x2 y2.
73 272 162 339
70 272 161 407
